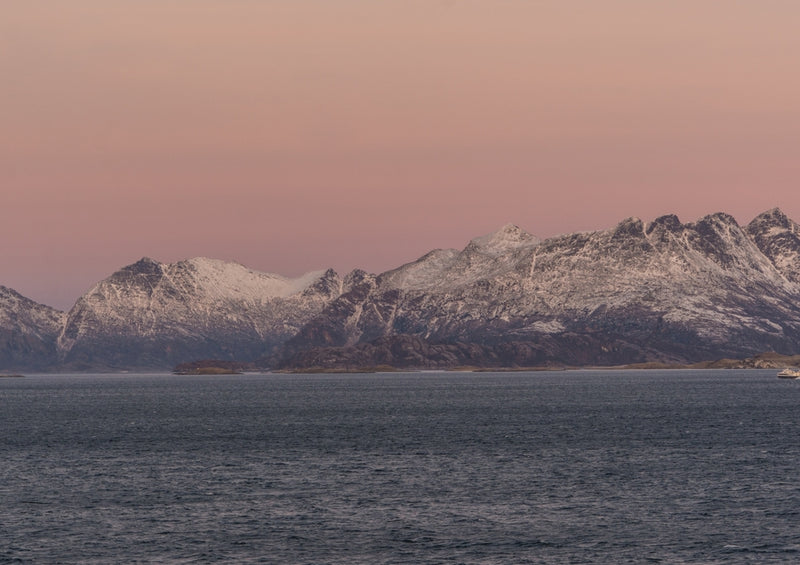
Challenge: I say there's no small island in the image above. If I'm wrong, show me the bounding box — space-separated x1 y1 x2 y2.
172 360 252 375
0 374 25 378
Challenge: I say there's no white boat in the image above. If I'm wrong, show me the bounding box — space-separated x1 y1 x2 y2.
777 368 800 379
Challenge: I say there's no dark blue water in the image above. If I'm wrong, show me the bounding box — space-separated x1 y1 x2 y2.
2 370 800 564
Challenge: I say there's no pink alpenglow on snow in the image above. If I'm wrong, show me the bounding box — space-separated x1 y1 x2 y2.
2 1 799 309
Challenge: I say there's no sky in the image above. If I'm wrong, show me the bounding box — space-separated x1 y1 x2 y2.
3 1 800 310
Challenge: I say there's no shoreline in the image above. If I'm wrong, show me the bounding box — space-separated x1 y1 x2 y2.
5 352 799 375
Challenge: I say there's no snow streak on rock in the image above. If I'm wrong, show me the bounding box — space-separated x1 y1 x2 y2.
3 209 800 370
286 210 800 367
0 286 64 370
56 258 344 369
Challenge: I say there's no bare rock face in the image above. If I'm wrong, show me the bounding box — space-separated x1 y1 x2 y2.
279 210 800 368
4 209 800 371
0 286 65 371
745 208 800 284
57 258 344 370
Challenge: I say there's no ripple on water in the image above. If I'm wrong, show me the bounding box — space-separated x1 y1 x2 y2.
2 370 799 563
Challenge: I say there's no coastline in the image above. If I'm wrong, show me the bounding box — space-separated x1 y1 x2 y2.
273 352 800 374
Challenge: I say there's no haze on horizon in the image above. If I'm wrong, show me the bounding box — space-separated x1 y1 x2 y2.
3 1 799 310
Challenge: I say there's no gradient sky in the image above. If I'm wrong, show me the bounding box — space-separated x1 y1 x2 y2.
3 1 800 310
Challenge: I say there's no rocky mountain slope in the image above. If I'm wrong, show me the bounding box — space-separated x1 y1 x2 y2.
0 286 65 370
56 257 347 369
2 208 800 371
278 209 800 368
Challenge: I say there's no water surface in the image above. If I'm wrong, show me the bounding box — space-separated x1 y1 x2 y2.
2 370 799 563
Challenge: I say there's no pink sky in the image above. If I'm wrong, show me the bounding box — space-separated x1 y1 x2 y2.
3 1 800 310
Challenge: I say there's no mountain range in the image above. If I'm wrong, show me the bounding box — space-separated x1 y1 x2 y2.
3 208 800 371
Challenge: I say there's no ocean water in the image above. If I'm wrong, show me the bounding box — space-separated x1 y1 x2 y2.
2 370 800 564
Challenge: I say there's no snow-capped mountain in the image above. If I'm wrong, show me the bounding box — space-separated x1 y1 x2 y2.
280 209 800 368
57 257 346 369
3 208 800 371
0 286 65 370
745 208 800 283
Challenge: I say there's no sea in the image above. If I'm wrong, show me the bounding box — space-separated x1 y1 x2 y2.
2 369 800 564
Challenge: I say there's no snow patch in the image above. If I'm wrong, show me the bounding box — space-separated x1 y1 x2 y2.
176 257 326 299
469 224 540 256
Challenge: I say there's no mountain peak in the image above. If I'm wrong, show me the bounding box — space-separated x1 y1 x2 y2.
135 257 160 265
745 208 800 283
698 212 739 227
645 214 683 236
468 223 539 256
183 256 241 268
117 257 164 278
747 208 792 233
610 217 646 240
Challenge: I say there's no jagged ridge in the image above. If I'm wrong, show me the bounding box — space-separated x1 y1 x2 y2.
278 209 800 368
2 209 800 371
55 257 348 370
0 286 65 370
